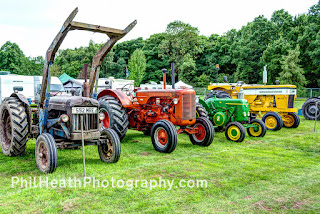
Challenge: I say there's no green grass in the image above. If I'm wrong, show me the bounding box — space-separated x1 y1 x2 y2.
1 99 320 213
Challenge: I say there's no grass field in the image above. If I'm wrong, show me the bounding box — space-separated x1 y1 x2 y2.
1 99 320 213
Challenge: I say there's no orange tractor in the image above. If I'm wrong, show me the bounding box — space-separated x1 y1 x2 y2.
97 69 214 153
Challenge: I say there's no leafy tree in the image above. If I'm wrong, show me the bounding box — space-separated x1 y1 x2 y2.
261 37 292 84
0 41 27 74
279 45 306 88
128 49 146 86
180 53 196 84
159 21 204 81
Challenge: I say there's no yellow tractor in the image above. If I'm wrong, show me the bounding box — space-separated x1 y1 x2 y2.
207 83 300 131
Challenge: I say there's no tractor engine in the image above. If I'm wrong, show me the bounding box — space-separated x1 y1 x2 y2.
48 96 101 141
129 89 196 131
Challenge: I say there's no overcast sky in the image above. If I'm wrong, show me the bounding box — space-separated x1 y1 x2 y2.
0 0 318 58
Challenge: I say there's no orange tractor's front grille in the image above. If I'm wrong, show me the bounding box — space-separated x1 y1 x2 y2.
182 93 196 120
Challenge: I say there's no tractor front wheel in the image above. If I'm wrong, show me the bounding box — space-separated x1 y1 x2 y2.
247 119 267 137
225 122 246 142
35 133 58 174
196 103 209 118
282 112 300 128
98 129 121 163
151 120 177 153
262 112 283 131
189 117 214 146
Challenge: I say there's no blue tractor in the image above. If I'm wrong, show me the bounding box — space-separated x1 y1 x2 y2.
0 8 136 173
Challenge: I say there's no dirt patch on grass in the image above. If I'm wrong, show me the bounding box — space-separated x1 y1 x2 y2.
141 152 151 156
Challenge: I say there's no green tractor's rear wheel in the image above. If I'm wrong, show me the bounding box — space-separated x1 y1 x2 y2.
0 97 29 157
189 117 214 147
35 133 58 174
247 119 267 137
262 112 283 131
205 90 232 100
225 122 246 142
196 103 209 118
151 120 177 153
282 112 300 128
98 129 121 163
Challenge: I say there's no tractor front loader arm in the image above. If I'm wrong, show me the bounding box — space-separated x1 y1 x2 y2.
88 20 137 97
40 7 137 105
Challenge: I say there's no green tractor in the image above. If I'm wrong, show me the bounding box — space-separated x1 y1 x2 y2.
197 96 267 142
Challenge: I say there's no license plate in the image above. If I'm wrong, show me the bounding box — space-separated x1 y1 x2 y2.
72 107 98 114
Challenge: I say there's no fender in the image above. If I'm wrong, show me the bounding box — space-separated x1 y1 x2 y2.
97 89 132 108
9 93 32 134
199 99 210 113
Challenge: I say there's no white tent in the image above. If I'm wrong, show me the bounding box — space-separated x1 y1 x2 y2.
175 80 193 89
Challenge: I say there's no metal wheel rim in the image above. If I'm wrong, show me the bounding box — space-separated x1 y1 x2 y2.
265 116 277 129
37 141 49 170
192 123 206 142
101 138 113 160
227 125 241 141
100 108 110 128
154 127 168 148
249 122 262 136
2 109 12 149
305 103 319 118
283 114 295 127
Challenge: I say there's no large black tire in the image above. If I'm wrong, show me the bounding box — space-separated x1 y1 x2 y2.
302 98 320 120
0 97 29 157
196 103 209 118
247 119 267 137
225 121 246 142
98 129 121 163
99 95 129 141
151 120 178 153
205 90 232 100
283 112 300 128
35 133 58 174
189 117 214 146
262 112 283 131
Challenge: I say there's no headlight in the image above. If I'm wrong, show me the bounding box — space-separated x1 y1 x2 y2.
248 112 250 116
99 112 106 121
60 114 69 122
173 98 179 105
243 112 246 117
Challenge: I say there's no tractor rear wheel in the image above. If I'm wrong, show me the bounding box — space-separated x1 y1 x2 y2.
302 98 320 120
0 97 29 157
262 112 283 131
247 119 267 137
189 117 214 146
35 133 58 174
225 122 246 142
196 103 209 118
205 90 231 100
151 120 177 153
98 129 121 163
99 95 129 140
283 112 300 128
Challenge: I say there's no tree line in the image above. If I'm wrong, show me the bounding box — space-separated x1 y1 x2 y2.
1 1 320 89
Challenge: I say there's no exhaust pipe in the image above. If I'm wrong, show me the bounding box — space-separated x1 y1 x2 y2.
171 62 175 89
162 68 167 89
83 64 89 97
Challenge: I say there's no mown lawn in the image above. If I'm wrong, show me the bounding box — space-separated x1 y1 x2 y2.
0 99 320 213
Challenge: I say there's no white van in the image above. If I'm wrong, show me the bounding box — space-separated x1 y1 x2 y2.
0 75 35 104
33 76 66 104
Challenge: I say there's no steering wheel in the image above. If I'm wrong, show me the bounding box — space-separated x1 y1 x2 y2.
120 83 135 100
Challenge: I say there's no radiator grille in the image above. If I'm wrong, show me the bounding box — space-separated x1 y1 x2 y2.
73 114 98 131
288 95 294 108
182 93 196 120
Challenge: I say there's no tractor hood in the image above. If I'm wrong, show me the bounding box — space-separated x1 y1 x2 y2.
49 95 99 111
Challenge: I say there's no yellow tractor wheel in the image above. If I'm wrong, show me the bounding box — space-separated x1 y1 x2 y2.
282 112 300 128
247 119 267 137
262 112 283 131
225 122 246 142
